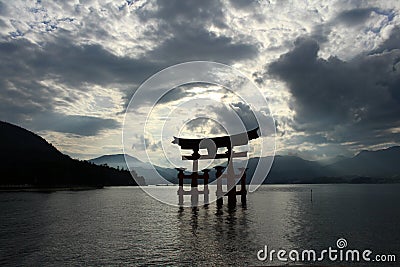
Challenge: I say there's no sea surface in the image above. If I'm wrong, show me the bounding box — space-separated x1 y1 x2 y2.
0 184 399 266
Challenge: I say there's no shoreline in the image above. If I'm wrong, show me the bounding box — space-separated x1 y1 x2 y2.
0 186 104 192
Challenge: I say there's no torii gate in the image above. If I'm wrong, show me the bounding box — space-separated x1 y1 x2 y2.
172 127 259 208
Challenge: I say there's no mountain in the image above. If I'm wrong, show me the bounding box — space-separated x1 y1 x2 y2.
236 156 326 184
266 156 325 183
89 154 144 170
89 146 400 185
262 146 400 183
317 155 349 166
89 153 329 185
329 146 400 178
0 121 144 188
89 154 176 185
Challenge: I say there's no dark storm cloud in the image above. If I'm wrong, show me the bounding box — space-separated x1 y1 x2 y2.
208 101 275 137
34 113 120 136
371 26 400 54
0 38 158 88
140 0 227 29
268 28 400 147
0 38 146 134
0 2 7 15
229 0 255 9
230 102 259 130
335 8 376 26
208 103 253 133
147 30 257 63
139 0 259 64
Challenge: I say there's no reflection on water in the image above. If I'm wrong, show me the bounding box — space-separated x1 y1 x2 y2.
0 185 399 266
175 205 258 266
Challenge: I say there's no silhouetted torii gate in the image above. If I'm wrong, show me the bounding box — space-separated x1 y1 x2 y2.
172 127 259 208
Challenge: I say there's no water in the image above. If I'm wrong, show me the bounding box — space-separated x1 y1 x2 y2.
1 184 399 266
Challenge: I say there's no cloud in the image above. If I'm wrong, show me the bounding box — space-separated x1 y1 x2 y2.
228 0 260 10
310 6 397 59
34 113 120 136
229 102 259 130
146 29 258 64
268 27 400 149
156 86 197 105
335 8 377 26
0 38 159 88
181 117 227 136
372 26 400 53
0 38 141 135
138 0 259 64
1 0 400 159
0 0 261 137
208 101 274 136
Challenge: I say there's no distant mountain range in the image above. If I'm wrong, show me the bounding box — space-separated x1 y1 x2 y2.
252 147 400 183
0 121 145 188
329 147 400 178
89 154 176 184
2 120 399 188
89 146 400 185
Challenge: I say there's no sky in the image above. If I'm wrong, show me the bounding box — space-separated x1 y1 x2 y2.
1 0 400 165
